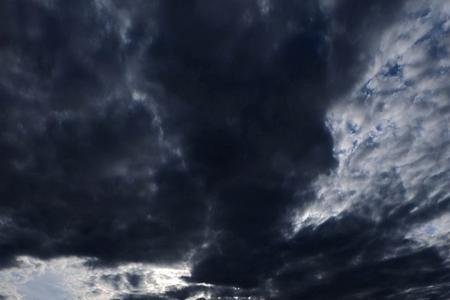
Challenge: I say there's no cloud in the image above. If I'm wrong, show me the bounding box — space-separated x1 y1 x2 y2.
295 0 450 235
285 1 450 298
0 256 191 300
1 0 450 299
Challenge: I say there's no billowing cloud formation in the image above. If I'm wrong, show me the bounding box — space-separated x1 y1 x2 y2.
1 0 450 299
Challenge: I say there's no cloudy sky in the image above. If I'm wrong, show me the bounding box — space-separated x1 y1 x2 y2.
1 0 450 299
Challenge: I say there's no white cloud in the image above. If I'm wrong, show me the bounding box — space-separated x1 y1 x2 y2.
293 0 450 257
0 256 191 300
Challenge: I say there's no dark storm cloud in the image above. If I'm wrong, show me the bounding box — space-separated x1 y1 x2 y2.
1 0 450 299
0 0 205 267
150 0 409 292
270 217 450 299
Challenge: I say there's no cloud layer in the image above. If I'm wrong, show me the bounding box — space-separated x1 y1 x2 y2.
0 0 449 299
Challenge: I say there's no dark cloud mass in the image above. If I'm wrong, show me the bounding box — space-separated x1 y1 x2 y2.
1 0 450 299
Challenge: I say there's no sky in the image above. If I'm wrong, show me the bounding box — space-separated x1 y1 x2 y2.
0 0 450 299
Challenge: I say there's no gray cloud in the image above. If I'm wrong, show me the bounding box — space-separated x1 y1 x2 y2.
1 0 450 299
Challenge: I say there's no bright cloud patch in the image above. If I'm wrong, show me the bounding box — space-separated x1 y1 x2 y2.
295 1 450 255
0 257 190 300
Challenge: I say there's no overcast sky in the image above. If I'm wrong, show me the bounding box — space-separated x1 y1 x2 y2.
0 0 450 299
